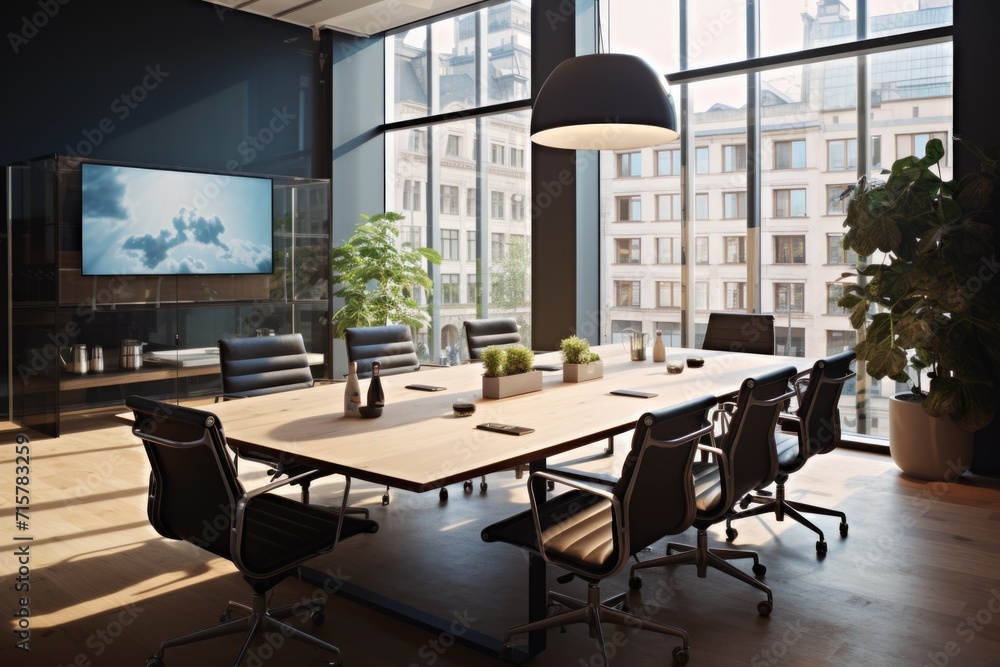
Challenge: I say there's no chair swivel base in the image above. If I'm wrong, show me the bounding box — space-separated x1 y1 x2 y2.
500 581 690 666
727 483 848 555
628 528 773 616
145 591 340 667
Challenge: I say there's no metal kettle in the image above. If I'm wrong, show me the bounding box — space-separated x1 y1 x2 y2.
90 345 104 373
63 344 88 374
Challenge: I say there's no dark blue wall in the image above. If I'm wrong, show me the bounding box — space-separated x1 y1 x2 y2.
0 0 324 177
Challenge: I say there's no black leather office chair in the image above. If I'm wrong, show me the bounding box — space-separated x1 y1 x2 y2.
217 333 329 503
463 317 521 360
482 395 719 666
344 325 421 379
126 395 379 667
702 312 776 355
726 351 856 555
628 365 797 616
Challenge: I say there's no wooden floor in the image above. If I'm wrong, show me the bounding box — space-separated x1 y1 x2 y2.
2 406 999 667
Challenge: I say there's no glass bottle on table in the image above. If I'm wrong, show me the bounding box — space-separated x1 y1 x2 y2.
344 361 362 417
652 330 665 363
367 361 385 409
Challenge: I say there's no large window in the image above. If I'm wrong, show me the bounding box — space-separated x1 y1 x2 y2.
656 194 681 221
441 229 459 260
695 193 709 219
724 192 747 219
657 237 681 264
441 273 460 304
617 196 642 222
657 149 681 176
695 237 709 264
615 281 641 307
774 235 806 264
441 185 459 215
774 189 807 218
898 132 949 161
725 236 746 264
723 144 747 172
827 234 857 265
657 281 681 308
774 282 806 313
725 282 746 310
774 139 806 169
618 152 642 177
490 191 505 219
827 185 851 215
827 138 857 171
695 146 709 174
827 283 847 315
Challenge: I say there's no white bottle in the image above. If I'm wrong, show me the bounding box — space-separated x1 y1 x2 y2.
344 361 362 417
652 330 666 363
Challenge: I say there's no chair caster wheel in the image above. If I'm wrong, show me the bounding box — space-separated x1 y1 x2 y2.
480 481 488 494
312 610 325 625
757 600 773 616
628 575 642 591
840 521 849 537
672 646 690 665
146 656 164 667
439 487 449 502
381 494 390 506
725 527 738 542
739 494 752 509
464 481 473 493
752 562 766 577
816 540 828 555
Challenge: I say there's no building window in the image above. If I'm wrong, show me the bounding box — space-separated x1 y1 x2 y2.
725 282 746 310
400 225 422 248
827 138 857 171
657 281 681 308
827 283 848 315
695 146 709 174
615 280 641 307
466 231 477 260
827 234 857 265
775 326 806 357
618 151 642 177
612 319 642 344
490 142 505 165
615 238 641 264
656 194 681 221
441 229 459 260
491 232 505 261
695 281 709 310
440 185 459 215
657 237 681 264
724 191 747 220
695 192 709 219
446 134 462 156
441 273 460 304
466 188 477 217
898 132 948 161
510 146 524 168
723 144 747 172
827 330 856 355
617 196 642 222
695 236 709 264
724 236 746 263
511 194 525 221
467 275 479 305
402 180 422 211
774 235 806 263
775 282 806 313
656 322 682 346
827 185 851 215
774 188 807 218
408 129 426 153
774 139 806 169
656 149 681 176
490 191 505 219
872 135 882 170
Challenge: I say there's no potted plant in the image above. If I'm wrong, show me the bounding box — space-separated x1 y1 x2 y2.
837 138 1000 480
329 212 441 373
560 335 603 383
481 344 543 399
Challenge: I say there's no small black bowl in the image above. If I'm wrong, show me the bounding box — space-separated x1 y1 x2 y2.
686 357 705 368
453 401 476 417
359 405 383 419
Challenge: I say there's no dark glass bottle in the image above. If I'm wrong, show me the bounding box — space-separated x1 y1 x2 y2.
367 361 385 408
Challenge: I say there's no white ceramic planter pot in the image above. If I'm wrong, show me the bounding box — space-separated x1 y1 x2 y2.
563 361 604 383
889 394 973 481
483 370 543 399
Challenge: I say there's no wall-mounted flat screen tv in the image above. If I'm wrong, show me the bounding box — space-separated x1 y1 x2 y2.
81 163 273 276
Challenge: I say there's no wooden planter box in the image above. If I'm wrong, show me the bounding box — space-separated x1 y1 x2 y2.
563 361 604 383
482 370 543 399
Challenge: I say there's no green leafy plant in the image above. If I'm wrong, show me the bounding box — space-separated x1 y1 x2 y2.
837 138 1000 432
480 344 534 378
559 335 600 364
330 212 442 339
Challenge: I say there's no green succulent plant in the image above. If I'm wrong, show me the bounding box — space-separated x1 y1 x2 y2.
480 344 534 378
559 335 600 364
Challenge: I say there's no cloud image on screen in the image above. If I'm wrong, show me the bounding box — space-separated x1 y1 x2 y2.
81 163 273 276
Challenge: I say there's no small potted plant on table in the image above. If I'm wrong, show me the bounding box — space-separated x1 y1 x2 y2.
481 344 543 399
560 335 603 383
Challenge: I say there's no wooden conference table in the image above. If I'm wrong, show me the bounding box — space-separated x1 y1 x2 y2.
126 344 806 660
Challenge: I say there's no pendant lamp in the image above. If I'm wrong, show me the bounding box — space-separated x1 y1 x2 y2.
530 53 678 150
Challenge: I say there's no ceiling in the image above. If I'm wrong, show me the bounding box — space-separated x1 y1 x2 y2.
203 0 486 36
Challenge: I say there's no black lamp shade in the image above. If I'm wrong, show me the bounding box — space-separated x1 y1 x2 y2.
530 53 679 150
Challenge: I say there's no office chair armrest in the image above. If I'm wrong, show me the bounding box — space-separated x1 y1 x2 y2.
538 468 618 488
527 470 617 505
526 470 624 564
709 401 737 437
